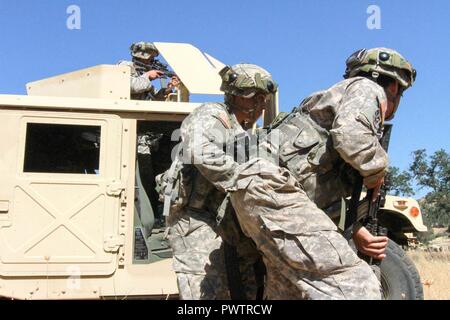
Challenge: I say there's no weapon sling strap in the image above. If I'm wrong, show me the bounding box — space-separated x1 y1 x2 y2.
218 195 246 300
162 154 180 217
224 241 246 300
225 238 266 300
222 201 266 300
344 124 393 240
253 253 266 300
343 175 363 240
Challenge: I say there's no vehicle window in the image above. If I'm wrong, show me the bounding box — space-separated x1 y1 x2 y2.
23 123 101 174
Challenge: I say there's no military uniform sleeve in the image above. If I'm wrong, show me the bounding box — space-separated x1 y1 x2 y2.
330 80 388 184
182 105 239 193
118 61 155 95
130 76 155 94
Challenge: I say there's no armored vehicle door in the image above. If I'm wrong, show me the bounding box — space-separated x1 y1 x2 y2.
0 110 125 277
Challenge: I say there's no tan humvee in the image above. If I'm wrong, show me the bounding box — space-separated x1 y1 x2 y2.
0 42 426 300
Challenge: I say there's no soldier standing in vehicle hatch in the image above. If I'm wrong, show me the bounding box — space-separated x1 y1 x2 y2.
118 41 180 101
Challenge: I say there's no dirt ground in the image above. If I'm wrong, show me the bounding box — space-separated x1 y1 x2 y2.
407 250 450 300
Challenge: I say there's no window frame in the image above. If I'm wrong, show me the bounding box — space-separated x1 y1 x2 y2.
18 117 108 179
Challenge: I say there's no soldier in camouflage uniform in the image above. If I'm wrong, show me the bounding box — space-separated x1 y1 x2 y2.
262 47 416 262
230 158 381 299
163 62 380 299
161 63 277 299
118 41 179 101
252 48 416 298
119 42 180 266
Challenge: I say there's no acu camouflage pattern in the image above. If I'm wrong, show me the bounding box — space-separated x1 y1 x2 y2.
165 102 260 300
164 65 383 299
344 47 416 89
168 101 380 299
261 77 389 210
118 60 167 101
219 63 278 98
130 41 159 59
230 158 381 299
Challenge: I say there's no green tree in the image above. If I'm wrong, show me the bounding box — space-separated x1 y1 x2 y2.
409 149 450 227
386 166 414 197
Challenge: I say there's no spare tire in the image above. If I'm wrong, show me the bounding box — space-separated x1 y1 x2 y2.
380 240 424 300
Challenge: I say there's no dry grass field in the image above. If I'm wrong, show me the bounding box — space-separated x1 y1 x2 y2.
407 250 450 300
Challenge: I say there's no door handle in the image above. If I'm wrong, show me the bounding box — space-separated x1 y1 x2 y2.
0 201 9 213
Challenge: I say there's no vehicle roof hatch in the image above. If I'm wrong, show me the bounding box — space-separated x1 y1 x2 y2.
154 42 225 95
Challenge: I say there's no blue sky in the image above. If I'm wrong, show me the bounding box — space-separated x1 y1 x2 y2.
1 0 449 193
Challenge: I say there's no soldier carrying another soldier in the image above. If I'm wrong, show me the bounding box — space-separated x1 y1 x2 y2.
159 63 382 300
252 47 416 298
157 63 275 299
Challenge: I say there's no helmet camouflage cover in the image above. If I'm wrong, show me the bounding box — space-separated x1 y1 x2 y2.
344 47 416 89
130 41 159 59
219 63 278 98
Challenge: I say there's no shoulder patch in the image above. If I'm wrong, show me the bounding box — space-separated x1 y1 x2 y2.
194 103 233 129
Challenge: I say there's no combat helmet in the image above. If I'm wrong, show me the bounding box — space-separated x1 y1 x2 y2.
344 48 416 89
130 42 159 60
219 63 278 98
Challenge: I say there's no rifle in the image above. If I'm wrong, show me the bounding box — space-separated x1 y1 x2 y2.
150 59 177 78
222 131 266 300
345 124 392 265
134 59 177 79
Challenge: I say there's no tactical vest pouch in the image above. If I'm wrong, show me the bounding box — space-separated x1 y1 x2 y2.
292 118 321 150
279 115 319 159
278 113 333 183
